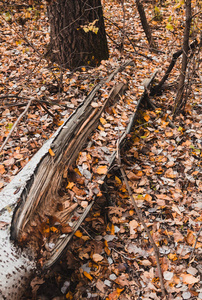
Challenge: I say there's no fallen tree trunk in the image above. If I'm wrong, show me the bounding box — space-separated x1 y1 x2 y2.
0 62 158 299
0 60 132 299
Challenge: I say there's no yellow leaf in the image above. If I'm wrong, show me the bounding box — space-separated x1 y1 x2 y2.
168 253 178 261
74 230 82 238
96 165 108 175
98 125 105 131
49 148 55 156
83 271 93 281
66 182 75 189
166 23 174 31
66 291 73 300
115 176 122 184
100 117 107 125
50 226 59 233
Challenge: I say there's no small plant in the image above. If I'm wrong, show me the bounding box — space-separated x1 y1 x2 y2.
153 6 163 21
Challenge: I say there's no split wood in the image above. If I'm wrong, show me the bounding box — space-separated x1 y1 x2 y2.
116 142 167 298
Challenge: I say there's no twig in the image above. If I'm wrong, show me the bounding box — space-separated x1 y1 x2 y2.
116 141 167 298
189 226 202 262
112 247 136 261
0 99 32 153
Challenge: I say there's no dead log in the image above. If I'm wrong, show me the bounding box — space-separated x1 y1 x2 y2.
0 60 133 299
0 60 158 299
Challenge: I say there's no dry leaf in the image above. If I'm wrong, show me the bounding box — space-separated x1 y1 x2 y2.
96 165 108 175
129 220 139 235
83 271 93 281
186 230 195 246
74 230 82 238
181 273 199 284
48 148 55 156
92 253 104 262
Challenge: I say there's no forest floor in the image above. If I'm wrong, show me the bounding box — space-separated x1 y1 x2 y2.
0 0 202 299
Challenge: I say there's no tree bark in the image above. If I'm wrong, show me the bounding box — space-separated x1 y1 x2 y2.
48 0 109 69
135 0 157 51
173 0 192 116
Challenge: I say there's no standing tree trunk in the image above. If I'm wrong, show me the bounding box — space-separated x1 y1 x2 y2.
173 0 192 117
48 0 109 70
135 0 157 51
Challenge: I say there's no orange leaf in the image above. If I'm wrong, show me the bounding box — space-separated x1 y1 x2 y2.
144 115 150 122
96 165 108 175
144 194 152 202
66 291 73 299
49 148 55 156
100 117 107 125
74 230 82 238
83 271 93 281
165 131 173 137
108 288 124 300
168 253 178 261
0 165 5 174
66 182 75 189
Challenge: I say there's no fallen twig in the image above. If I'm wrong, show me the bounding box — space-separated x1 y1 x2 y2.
0 99 32 153
116 141 167 298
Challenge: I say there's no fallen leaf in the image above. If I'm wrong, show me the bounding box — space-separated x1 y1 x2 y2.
48 148 55 156
83 271 93 281
92 253 104 262
181 273 199 284
96 165 108 175
163 271 173 281
129 219 139 235
74 230 82 238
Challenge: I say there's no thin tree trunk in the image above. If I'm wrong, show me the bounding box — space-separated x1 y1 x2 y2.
135 0 157 51
48 0 109 69
173 0 192 116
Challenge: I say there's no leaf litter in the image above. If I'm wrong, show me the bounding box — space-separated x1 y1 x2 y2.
0 0 201 299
